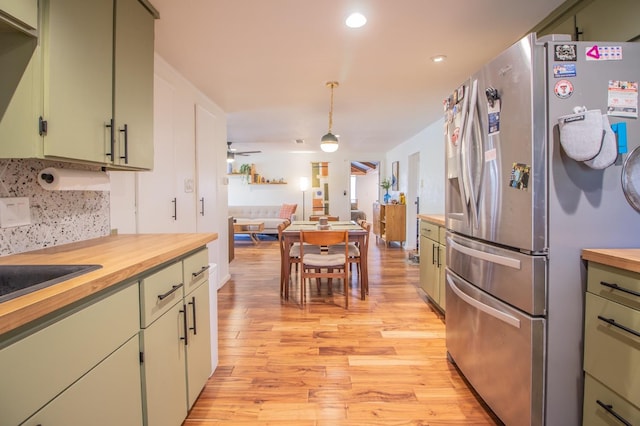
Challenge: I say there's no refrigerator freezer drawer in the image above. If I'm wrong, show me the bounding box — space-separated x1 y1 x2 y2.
446 269 545 426
447 232 546 315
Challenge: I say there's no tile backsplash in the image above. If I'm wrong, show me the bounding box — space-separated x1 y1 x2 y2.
0 159 110 256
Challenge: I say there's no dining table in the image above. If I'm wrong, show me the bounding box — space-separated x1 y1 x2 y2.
281 220 369 301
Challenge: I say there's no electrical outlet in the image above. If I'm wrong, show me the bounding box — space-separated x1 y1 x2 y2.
0 197 31 228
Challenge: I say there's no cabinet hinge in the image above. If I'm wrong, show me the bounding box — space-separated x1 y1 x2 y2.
39 117 48 136
139 351 144 364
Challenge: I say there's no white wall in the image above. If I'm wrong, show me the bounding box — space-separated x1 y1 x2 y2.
228 150 385 221
384 118 446 250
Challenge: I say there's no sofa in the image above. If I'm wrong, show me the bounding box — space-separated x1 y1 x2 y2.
229 204 297 234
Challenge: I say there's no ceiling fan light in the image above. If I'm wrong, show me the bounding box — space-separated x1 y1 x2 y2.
226 151 235 163
320 133 339 152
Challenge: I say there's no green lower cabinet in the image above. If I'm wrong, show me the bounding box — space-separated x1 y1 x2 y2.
140 300 189 426
419 220 446 313
23 335 143 426
583 261 640 425
186 281 212 408
140 280 212 425
140 248 212 425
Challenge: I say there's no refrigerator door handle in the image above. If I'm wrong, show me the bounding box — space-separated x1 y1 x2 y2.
448 237 522 270
456 84 471 218
464 79 481 228
447 274 521 328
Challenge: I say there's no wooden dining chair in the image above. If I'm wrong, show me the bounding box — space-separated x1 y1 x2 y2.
278 222 321 300
277 222 290 298
299 230 350 308
328 221 371 299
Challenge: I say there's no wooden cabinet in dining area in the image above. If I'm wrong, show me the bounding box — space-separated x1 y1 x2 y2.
372 203 406 247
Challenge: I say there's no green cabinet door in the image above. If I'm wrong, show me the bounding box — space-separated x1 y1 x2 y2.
113 0 154 169
437 242 446 312
23 336 143 426
186 281 212 408
141 300 188 426
0 0 38 30
42 0 113 163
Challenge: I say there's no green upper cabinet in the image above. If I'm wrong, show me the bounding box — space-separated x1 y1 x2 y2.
42 0 114 165
113 0 155 169
0 0 38 32
0 0 157 169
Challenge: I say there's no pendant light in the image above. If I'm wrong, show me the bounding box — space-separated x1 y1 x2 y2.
320 81 339 153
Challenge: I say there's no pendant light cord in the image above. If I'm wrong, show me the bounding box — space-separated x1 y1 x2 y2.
328 83 334 133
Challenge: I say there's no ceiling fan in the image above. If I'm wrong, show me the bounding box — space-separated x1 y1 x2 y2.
226 141 262 163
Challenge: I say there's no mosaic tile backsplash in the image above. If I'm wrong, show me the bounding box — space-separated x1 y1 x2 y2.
0 159 110 256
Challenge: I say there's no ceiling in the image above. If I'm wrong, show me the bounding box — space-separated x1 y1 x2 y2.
151 0 569 155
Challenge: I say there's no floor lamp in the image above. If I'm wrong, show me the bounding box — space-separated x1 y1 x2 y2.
299 177 309 220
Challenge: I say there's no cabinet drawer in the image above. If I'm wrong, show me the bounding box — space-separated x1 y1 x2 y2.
439 226 446 244
420 220 439 242
140 261 184 327
183 248 209 296
587 262 640 310
584 292 640 404
0 282 139 426
583 373 639 426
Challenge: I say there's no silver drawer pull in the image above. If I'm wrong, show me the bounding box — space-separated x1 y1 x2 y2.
597 315 640 338
448 238 521 270
596 400 632 426
157 283 183 301
600 281 640 298
447 275 520 328
192 264 210 278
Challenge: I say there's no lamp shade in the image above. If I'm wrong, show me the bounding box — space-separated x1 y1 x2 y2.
299 176 309 191
320 132 339 152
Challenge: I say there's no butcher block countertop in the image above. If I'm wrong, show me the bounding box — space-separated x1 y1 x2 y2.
0 233 217 336
418 214 445 227
582 248 640 274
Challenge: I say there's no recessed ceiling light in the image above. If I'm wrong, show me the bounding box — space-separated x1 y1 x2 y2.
346 12 366 28
431 55 447 63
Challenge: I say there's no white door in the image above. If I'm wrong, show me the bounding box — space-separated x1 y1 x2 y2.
195 104 220 264
137 75 195 233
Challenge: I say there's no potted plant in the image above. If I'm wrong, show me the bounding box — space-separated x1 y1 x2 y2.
239 163 252 183
380 177 392 204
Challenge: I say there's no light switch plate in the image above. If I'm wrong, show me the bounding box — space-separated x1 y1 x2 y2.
0 197 31 228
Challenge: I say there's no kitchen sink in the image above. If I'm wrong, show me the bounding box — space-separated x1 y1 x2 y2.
0 264 102 303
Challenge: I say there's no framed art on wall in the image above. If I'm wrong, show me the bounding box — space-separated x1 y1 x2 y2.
392 161 399 191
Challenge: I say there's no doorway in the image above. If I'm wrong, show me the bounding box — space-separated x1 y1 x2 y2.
349 161 379 223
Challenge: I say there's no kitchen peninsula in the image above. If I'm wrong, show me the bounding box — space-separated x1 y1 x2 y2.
0 233 217 426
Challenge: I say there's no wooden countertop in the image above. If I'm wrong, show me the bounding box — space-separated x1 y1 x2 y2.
582 248 640 274
0 233 217 335
418 214 445 227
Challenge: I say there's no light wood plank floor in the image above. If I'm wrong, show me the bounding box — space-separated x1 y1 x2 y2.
184 237 501 425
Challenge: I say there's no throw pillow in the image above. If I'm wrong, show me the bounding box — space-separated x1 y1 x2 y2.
279 203 297 219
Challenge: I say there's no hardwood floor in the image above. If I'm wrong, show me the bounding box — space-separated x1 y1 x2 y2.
184 237 501 425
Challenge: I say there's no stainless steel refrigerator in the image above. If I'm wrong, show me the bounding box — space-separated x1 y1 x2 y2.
444 33 640 425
